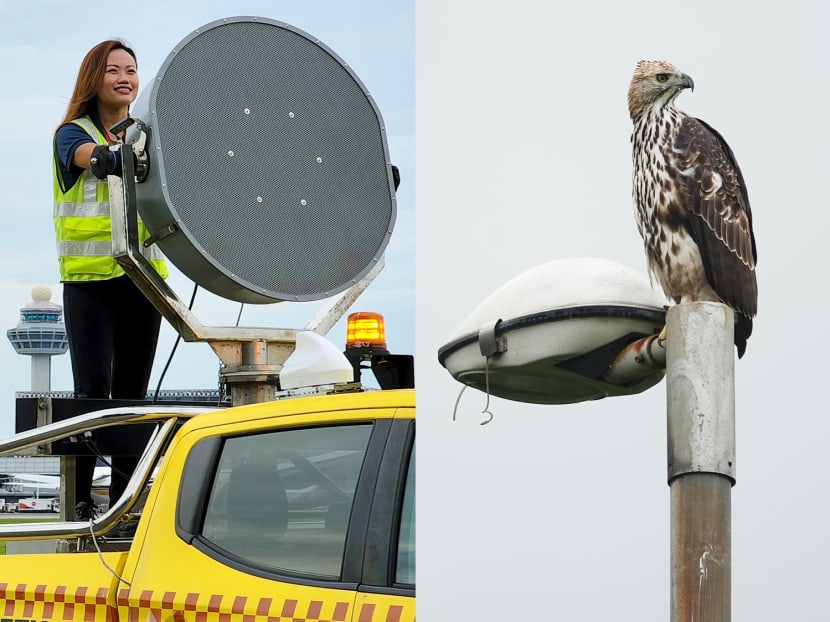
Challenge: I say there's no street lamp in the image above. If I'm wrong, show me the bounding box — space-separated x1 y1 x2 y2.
439 256 736 621
438 257 667 404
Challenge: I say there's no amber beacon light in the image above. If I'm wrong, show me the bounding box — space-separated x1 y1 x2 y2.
346 312 388 352
343 312 413 390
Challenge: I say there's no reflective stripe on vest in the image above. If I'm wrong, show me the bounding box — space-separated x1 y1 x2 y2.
58 240 113 256
53 116 167 281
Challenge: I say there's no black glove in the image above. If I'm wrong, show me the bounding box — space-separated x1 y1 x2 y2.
89 145 118 179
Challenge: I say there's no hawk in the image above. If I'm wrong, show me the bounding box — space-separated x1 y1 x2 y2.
628 60 757 357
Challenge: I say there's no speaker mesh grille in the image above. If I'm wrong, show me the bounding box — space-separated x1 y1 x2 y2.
152 20 393 299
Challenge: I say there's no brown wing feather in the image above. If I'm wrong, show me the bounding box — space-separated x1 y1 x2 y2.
672 116 758 356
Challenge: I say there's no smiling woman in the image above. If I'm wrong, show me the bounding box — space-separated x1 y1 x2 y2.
52 39 168 522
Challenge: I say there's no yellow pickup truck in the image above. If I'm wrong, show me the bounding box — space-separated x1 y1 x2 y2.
0 388 415 622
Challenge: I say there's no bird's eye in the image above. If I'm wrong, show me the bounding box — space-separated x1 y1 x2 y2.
656 74 669 83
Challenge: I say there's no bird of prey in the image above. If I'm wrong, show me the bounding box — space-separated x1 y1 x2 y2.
628 60 757 357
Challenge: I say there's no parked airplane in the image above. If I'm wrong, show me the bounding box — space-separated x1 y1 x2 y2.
0 466 110 495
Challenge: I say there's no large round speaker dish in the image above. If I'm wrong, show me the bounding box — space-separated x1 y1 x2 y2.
130 16 397 303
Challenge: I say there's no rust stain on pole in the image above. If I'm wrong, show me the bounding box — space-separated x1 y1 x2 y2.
671 473 731 621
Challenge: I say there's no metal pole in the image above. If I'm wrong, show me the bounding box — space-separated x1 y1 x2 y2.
666 302 735 622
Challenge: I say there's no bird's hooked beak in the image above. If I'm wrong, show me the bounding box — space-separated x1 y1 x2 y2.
679 73 694 92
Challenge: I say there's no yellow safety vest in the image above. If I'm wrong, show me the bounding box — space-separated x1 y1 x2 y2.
52 116 168 281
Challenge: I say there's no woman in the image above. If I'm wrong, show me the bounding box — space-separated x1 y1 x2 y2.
53 39 168 520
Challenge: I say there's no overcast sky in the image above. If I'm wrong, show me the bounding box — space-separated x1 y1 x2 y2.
0 0 414 438
417 0 829 620
2 0 829 619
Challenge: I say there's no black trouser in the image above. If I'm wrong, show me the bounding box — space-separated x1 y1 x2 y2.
63 275 161 508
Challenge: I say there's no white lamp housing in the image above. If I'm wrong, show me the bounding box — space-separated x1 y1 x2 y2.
438 257 668 404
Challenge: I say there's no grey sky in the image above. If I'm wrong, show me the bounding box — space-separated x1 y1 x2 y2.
2 0 828 618
0 0 414 438
417 0 829 619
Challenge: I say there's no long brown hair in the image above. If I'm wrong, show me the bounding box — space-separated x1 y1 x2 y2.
59 39 137 127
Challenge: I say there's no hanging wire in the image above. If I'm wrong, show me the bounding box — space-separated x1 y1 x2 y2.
89 519 132 586
235 303 245 327
452 385 467 421
480 355 494 425
81 435 130 480
450 355 495 425
152 283 199 403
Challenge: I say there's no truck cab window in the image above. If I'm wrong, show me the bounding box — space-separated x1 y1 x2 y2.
201 424 373 578
396 441 415 585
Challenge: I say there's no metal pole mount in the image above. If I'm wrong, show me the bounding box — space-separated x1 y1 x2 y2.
667 302 736 484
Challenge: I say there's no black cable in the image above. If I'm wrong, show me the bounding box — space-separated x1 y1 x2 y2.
152 283 199 404
81 435 130 481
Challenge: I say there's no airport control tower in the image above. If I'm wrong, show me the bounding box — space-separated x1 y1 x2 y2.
6 284 69 392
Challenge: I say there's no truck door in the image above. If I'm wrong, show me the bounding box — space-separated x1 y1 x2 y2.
353 425 415 622
117 408 403 622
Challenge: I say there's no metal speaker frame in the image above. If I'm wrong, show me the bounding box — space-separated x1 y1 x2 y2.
129 16 397 304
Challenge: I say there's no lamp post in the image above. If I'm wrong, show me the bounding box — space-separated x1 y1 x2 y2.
439 259 738 621
666 302 734 621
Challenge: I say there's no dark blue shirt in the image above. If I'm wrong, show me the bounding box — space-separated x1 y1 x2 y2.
54 113 108 192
